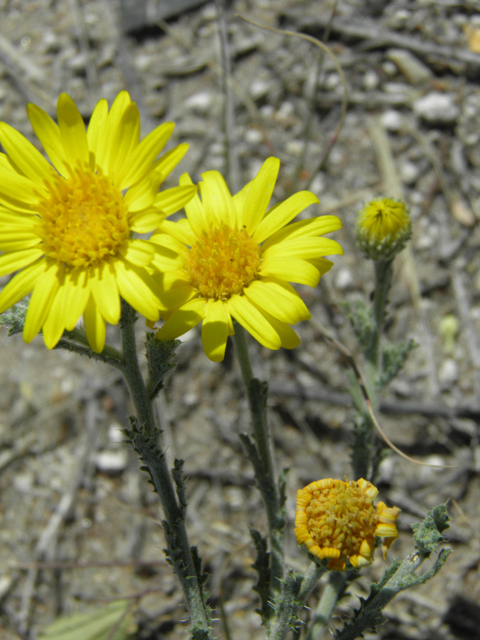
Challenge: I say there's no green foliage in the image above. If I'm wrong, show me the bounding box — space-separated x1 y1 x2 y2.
334 505 451 640
342 300 374 353
0 298 28 335
38 600 134 640
145 334 180 400
378 339 417 388
250 529 273 622
412 503 450 555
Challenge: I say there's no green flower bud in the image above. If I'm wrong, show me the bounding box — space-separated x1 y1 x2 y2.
356 198 412 261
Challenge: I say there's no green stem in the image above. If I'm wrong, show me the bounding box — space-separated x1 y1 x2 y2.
367 259 393 368
233 323 284 593
119 301 212 637
306 571 346 640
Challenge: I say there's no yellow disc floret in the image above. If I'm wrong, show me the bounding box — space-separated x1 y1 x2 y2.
37 166 130 268
295 478 400 571
185 223 261 301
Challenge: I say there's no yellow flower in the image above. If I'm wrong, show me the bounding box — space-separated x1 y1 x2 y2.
295 478 400 571
356 198 412 261
0 92 196 352
151 157 342 361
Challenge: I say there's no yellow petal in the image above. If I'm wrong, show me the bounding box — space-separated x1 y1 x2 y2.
0 247 45 278
58 268 89 330
227 294 281 349
83 294 106 353
154 184 197 216
260 257 320 288
119 239 155 267
90 261 121 325
0 168 42 212
154 143 189 182
253 191 319 244
108 103 141 182
0 123 54 185
201 299 230 361
198 171 235 227
262 215 343 251
244 279 310 324
23 261 60 342
120 122 175 190
0 230 42 252
159 218 195 246
94 92 131 172
87 98 108 158
242 157 280 235
114 259 162 321
0 257 45 313
27 103 68 176
263 237 343 260
179 173 208 236
156 297 206 340
57 93 89 166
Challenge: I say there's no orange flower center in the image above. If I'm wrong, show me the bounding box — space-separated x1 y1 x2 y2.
37 167 130 268
305 480 378 558
185 223 261 300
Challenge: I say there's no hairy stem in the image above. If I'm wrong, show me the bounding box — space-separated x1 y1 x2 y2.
119 301 212 637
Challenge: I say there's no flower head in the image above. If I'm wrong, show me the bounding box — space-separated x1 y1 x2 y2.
0 92 195 352
152 157 342 361
295 478 400 571
356 198 412 261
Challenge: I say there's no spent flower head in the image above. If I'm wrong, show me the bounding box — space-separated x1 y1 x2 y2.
356 198 412 261
0 92 196 352
295 477 400 571
152 157 343 361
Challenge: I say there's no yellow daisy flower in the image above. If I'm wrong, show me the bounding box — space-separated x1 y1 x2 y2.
0 92 196 352
152 157 342 361
356 198 412 261
295 478 400 571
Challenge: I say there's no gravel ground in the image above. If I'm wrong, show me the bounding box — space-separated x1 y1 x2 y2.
1 1 480 639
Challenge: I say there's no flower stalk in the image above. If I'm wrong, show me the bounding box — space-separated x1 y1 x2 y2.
233 323 285 595
119 301 212 638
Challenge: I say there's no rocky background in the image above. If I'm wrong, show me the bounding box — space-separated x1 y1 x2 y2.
0 0 479 638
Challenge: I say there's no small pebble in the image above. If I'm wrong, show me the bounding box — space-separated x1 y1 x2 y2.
381 109 403 131
335 267 354 290
413 93 460 125
184 91 213 115
400 161 420 185
362 70 379 91
94 450 129 476
438 358 459 387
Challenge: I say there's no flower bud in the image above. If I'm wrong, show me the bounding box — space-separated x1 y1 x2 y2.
356 198 412 261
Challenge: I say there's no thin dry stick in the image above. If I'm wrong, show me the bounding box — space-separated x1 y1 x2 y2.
311 317 456 469
237 14 348 182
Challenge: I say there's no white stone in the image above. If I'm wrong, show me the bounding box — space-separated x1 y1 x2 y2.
108 423 124 444
400 161 420 185
184 91 213 115
413 93 460 124
335 268 354 290
362 70 380 91
94 449 129 476
381 109 403 131
438 358 459 387
245 128 263 144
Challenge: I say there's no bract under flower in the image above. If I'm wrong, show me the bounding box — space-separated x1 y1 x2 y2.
152 157 343 361
295 478 400 571
0 92 195 352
